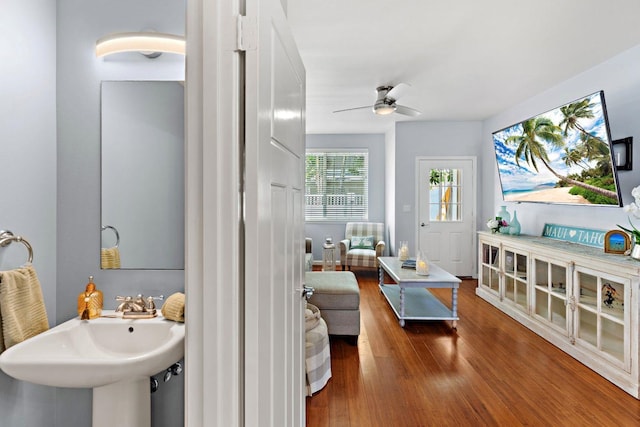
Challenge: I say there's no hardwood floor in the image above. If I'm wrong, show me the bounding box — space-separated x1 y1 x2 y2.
306 269 640 426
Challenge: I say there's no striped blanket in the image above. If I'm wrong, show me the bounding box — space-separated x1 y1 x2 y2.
305 306 331 396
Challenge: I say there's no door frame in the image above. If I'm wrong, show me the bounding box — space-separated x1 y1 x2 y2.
414 156 477 277
185 0 305 425
185 0 243 425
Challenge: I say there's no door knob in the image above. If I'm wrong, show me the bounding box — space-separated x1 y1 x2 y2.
301 285 314 300
421 222 427 227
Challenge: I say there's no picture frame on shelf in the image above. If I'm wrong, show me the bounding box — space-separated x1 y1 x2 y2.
604 230 630 254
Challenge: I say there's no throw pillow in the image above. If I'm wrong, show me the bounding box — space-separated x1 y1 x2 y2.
350 235 375 249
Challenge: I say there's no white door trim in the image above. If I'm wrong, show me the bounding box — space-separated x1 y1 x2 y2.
185 0 243 426
414 156 477 277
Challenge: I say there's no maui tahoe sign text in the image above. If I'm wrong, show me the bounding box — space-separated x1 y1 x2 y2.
542 223 605 249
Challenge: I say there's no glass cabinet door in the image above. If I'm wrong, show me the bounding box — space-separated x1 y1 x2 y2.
503 248 528 311
480 242 500 294
575 267 629 370
532 257 569 334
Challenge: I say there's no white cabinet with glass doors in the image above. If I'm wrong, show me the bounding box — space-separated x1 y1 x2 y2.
531 255 571 336
478 238 528 314
477 231 640 399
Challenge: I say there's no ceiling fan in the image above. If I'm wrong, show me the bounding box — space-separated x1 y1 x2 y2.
333 83 421 117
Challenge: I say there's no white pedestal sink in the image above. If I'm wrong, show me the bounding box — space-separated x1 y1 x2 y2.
0 311 185 427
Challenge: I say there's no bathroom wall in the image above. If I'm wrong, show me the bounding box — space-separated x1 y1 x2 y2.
56 0 184 426
481 44 640 235
0 1 58 425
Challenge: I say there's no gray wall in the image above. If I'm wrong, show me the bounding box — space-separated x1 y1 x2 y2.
56 1 185 425
0 1 57 425
384 128 396 256
394 121 483 255
481 44 640 236
1 1 185 426
304 134 386 262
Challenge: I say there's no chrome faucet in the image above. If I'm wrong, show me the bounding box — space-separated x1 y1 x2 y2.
115 294 164 318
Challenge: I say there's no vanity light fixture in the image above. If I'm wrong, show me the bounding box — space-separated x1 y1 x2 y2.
95 32 185 58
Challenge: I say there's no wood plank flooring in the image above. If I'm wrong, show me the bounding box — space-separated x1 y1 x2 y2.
306 269 640 426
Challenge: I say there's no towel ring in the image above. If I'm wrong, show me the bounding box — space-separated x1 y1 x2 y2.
101 225 120 248
0 230 34 264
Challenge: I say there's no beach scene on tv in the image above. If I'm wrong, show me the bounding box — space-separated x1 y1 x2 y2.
493 91 621 206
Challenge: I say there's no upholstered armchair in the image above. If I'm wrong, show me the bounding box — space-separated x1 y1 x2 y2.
340 222 385 270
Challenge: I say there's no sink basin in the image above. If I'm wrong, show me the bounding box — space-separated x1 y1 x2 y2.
0 310 184 388
0 310 185 427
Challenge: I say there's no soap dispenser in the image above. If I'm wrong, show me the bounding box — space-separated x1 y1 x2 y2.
77 275 103 320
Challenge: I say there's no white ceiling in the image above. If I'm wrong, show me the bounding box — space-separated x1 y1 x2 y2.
287 0 640 134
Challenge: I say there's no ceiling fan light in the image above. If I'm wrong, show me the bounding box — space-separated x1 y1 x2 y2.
374 104 396 115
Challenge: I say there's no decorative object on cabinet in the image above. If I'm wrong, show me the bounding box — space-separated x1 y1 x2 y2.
509 210 521 235
541 223 605 248
618 221 640 245
486 217 507 234
603 230 630 254
612 137 632 171
618 185 640 256
496 205 511 223
497 206 512 234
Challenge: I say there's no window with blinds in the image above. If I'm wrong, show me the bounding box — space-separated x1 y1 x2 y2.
305 150 369 221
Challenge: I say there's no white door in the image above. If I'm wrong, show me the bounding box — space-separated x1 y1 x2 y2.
417 157 476 277
244 0 306 426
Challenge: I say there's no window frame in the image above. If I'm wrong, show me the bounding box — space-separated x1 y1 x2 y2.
305 149 369 222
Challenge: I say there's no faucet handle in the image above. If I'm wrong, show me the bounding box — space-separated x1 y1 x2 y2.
115 295 133 312
145 295 164 310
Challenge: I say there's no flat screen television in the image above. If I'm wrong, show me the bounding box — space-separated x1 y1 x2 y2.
492 90 622 206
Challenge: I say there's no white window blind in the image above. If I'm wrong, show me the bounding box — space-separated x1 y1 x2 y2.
305 150 369 221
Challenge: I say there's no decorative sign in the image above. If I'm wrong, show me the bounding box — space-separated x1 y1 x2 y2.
541 223 606 248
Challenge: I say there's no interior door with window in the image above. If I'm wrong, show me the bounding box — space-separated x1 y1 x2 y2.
417 157 476 277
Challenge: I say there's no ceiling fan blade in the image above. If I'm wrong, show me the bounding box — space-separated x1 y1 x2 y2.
386 83 411 101
395 105 421 117
332 106 372 113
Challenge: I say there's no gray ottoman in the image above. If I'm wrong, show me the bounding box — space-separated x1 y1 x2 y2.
305 271 360 341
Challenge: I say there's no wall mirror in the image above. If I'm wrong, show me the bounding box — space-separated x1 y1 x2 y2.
101 81 184 269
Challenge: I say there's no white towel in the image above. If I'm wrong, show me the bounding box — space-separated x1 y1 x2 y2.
0 264 49 353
